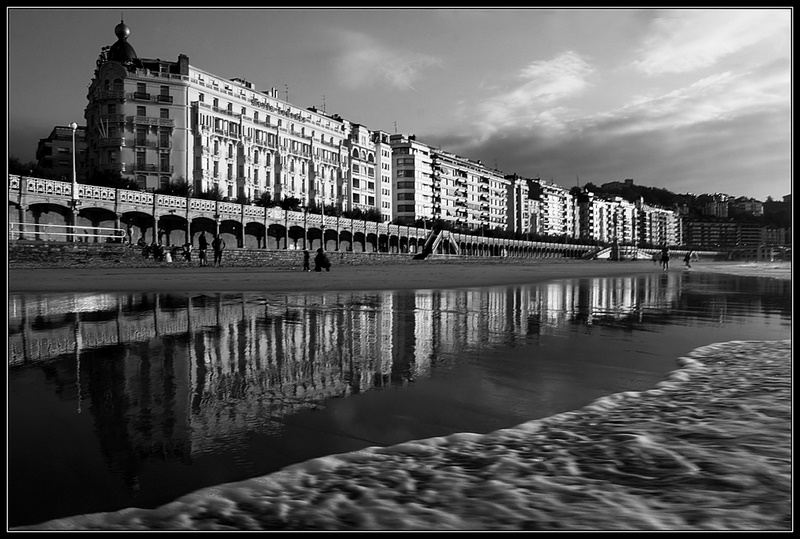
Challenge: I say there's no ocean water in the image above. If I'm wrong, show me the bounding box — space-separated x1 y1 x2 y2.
8 270 792 530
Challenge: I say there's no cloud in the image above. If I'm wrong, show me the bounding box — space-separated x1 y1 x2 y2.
632 9 790 75
467 51 595 138
333 31 439 91
590 64 789 137
424 56 789 199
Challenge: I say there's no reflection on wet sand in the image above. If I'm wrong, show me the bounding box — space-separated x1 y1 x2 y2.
7 271 791 528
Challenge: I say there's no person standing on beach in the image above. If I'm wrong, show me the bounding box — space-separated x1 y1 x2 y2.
660 246 670 271
302 249 310 272
198 232 208 267
212 235 226 267
314 248 331 272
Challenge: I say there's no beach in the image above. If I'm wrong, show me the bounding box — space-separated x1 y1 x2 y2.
7 258 791 294
9 259 792 531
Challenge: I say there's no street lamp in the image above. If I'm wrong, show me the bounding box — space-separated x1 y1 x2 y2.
70 122 79 205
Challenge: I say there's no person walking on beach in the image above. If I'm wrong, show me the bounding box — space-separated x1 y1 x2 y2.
212 234 226 267
314 248 331 272
198 232 209 267
660 246 670 271
302 249 311 272
684 251 693 269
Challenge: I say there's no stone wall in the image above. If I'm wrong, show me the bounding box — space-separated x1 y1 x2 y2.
7 241 488 270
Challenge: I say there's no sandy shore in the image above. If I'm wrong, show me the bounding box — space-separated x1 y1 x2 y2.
7 259 790 294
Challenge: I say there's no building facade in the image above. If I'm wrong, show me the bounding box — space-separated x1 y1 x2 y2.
36 125 87 181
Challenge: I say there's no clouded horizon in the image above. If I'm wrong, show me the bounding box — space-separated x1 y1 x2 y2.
7 7 792 201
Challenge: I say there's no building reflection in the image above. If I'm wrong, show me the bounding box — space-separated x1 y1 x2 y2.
7 272 790 490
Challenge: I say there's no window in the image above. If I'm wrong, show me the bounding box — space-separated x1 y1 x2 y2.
160 153 170 173
137 83 146 93
367 196 375 205
367 181 375 190
352 178 360 188
137 106 146 116
160 85 169 96
108 104 117 115
136 151 146 168
199 93 204 102
353 193 360 204
213 98 219 107
160 108 169 119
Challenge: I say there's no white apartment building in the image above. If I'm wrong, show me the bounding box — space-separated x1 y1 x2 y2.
390 134 434 225
578 192 638 244
636 199 680 247
84 20 351 209
336 118 393 219
505 174 537 236
430 149 509 231
528 179 578 239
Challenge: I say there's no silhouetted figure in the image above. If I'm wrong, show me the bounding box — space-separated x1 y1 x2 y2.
212 235 226 267
314 248 331 272
302 249 310 272
684 251 693 269
198 232 208 267
660 246 670 271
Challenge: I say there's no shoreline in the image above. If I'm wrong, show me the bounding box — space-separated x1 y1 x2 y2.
7 259 790 294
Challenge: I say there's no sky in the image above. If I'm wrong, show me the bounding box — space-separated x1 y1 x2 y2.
6 7 793 201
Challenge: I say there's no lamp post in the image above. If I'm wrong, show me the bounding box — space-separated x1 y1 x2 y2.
69 122 80 242
70 122 79 203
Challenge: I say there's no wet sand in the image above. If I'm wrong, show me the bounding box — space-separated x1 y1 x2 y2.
7 259 790 294
8 259 792 531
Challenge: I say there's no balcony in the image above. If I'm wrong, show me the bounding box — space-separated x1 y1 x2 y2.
156 95 174 104
133 91 151 101
128 116 174 127
98 137 125 147
96 90 126 101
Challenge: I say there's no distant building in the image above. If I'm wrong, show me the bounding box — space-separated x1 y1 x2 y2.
527 178 578 239
576 192 637 244
701 194 730 218
636 198 680 247
36 125 87 180
729 196 764 217
389 134 434 225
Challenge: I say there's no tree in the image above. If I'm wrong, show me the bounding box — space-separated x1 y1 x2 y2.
279 196 302 211
254 191 276 207
86 169 140 191
197 185 225 201
8 157 58 179
154 176 191 196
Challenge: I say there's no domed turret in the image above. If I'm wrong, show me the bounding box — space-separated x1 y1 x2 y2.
114 20 131 40
107 19 139 67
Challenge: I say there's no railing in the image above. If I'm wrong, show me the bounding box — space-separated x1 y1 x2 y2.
9 222 126 242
